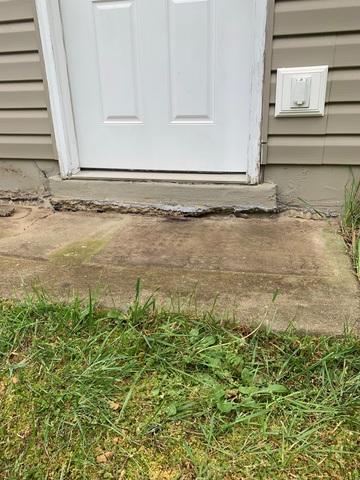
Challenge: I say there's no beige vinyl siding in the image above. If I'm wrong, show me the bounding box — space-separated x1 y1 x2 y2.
0 21 38 52
0 0 34 21
0 82 47 108
274 0 360 36
0 0 54 160
0 135 53 159
269 105 360 135
266 0 360 166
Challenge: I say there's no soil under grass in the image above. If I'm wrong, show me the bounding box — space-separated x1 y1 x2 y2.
0 290 359 479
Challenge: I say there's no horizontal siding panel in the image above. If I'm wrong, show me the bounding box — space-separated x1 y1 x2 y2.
274 0 360 36
272 35 335 69
326 104 360 134
0 135 53 159
0 110 51 134
329 70 360 102
269 104 360 135
269 107 327 135
272 33 360 69
0 2 56 163
0 0 34 22
0 21 37 53
335 34 360 68
0 82 46 108
324 136 360 165
267 136 360 165
270 70 360 104
0 53 42 81
267 136 324 164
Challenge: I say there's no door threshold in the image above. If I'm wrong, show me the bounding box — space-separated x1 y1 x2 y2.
71 170 249 185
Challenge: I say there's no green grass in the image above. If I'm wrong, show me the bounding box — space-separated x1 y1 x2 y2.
0 286 359 479
341 176 360 278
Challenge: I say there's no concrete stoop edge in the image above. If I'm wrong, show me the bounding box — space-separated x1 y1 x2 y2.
47 176 278 215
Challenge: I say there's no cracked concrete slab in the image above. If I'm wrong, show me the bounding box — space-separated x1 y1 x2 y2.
0 206 358 335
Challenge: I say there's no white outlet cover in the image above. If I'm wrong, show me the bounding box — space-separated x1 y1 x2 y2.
275 65 328 117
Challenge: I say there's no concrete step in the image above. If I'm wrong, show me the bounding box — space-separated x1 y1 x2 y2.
48 175 277 215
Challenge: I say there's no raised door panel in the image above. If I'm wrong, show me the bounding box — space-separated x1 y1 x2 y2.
168 0 214 123
92 0 142 123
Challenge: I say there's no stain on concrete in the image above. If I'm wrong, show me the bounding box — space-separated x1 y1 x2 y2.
50 235 113 266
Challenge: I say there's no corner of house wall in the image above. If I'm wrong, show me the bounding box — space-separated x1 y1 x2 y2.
264 164 360 215
0 1 60 201
0 160 60 201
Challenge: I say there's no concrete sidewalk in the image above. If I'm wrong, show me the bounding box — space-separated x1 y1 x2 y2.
0 206 358 335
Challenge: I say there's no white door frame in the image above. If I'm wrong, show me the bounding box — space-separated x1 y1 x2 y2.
35 0 268 183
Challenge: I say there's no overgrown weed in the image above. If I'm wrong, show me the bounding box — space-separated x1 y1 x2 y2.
341 174 360 278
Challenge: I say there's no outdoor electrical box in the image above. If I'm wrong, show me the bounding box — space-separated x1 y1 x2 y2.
275 65 328 117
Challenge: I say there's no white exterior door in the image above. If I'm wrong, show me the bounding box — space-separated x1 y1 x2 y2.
59 0 259 173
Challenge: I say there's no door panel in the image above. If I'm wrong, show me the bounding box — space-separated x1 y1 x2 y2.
59 0 256 172
93 0 143 123
168 0 214 123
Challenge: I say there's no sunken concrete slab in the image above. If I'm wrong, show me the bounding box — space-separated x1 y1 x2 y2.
0 206 358 335
49 176 277 214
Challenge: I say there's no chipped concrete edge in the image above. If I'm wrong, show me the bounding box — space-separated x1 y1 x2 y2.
48 176 278 215
0 190 42 202
0 178 340 218
49 177 277 211
49 198 278 217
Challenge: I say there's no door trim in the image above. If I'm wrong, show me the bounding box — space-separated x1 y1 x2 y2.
35 0 80 178
246 0 268 183
36 0 269 183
